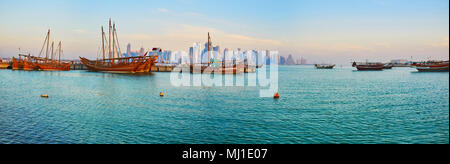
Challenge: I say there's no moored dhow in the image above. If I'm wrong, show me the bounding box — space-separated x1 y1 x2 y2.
314 64 335 69
12 30 71 71
80 19 157 73
352 62 385 71
0 59 10 69
188 33 245 74
411 60 449 72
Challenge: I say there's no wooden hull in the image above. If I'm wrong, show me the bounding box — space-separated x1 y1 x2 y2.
415 65 449 72
315 64 335 69
12 57 24 70
190 64 245 74
355 64 385 71
0 62 10 69
23 60 38 71
36 62 71 71
80 56 157 73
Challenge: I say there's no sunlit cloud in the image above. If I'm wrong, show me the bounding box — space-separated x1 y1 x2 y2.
120 24 282 51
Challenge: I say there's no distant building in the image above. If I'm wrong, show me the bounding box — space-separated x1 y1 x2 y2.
126 43 131 57
279 56 286 65
300 57 307 65
123 43 144 57
390 59 410 67
189 42 202 64
391 59 409 65
286 54 296 65
139 47 145 56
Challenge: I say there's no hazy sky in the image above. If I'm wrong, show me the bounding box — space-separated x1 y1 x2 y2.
0 0 448 64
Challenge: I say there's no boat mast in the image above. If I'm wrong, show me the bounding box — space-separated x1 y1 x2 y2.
38 30 48 59
114 25 122 59
112 23 116 63
58 41 62 63
101 26 106 60
208 32 211 66
108 18 112 62
46 29 50 63
50 41 54 61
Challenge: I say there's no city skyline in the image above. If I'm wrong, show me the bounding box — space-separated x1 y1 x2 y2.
0 0 449 65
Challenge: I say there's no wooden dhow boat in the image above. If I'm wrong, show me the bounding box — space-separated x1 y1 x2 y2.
411 61 449 72
315 64 335 69
189 32 244 74
0 59 10 69
352 62 385 71
80 19 157 73
12 30 71 71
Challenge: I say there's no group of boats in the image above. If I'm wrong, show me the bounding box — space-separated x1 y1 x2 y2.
4 18 449 74
11 30 71 71
8 19 158 73
351 61 448 72
313 61 448 72
8 19 248 74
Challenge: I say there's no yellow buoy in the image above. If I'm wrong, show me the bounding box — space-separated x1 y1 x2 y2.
160 92 164 97
41 94 49 98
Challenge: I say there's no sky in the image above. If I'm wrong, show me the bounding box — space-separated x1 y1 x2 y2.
0 0 448 64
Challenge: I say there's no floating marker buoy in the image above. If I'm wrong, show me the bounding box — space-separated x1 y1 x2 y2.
41 94 49 98
274 93 280 99
160 92 164 97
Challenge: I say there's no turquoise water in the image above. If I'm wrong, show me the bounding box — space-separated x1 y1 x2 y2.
0 66 448 144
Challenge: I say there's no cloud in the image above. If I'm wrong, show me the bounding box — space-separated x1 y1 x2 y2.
120 24 282 51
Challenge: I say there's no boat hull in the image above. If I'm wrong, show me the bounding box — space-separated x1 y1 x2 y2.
355 65 385 71
12 57 24 70
0 63 10 69
315 64 335 69
80 56 157 73
190 64 245 74
37 62 71 71
415 66 449 72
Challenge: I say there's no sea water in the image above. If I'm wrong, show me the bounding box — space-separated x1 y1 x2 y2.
0 66 448 144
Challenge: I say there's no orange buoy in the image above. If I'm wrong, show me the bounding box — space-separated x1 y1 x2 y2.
41 94 49 98
274 93 280 99
160 92 164 97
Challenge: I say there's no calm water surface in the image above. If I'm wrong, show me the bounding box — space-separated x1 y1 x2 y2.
0 66 448 144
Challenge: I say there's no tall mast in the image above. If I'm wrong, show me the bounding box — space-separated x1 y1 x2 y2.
112 23 116 63
114 25 122 58
50 41 54 61
46 29 50 62
108 18 112 60
207 32 211 65
101 26 106 60
58 41 62 63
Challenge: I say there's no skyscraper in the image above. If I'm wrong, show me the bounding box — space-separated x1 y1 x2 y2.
127 43 131 57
